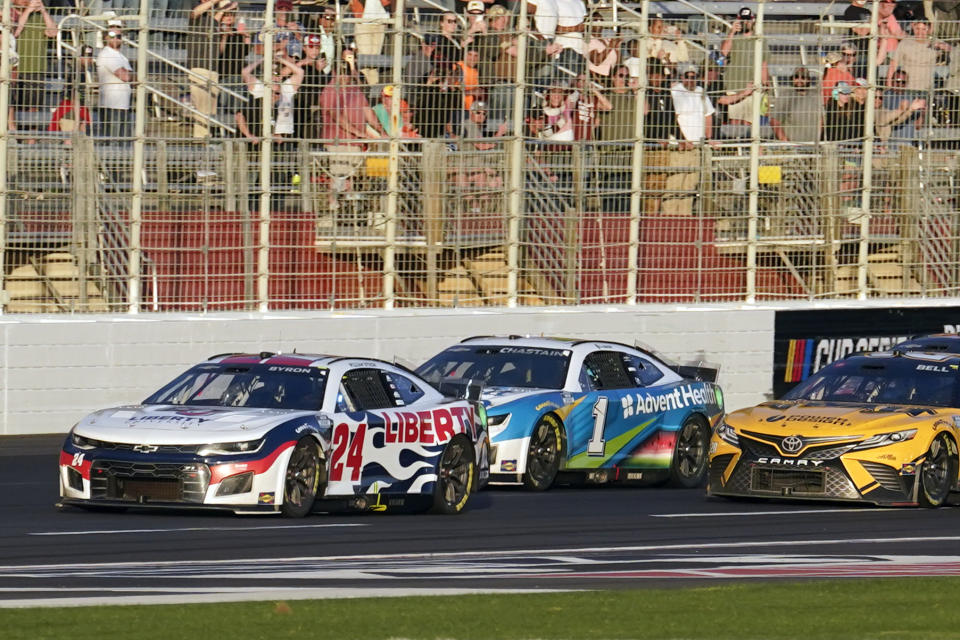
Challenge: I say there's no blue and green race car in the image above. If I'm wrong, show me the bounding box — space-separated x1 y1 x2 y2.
417 336 724 490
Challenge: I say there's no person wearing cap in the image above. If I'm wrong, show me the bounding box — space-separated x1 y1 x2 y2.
877 0 905 64
887 16 950 94
11 0 57 140
187 0 238 138
822 50 855 104
373 85 417 137
670 63 715 146
96 26 134 141
455 98 507 212
770 67 821 143
823 81 863 142
471 5 515 122
720 6 769 94
295 33 330 140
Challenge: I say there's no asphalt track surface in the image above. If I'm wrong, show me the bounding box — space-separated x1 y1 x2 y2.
4 434 960 607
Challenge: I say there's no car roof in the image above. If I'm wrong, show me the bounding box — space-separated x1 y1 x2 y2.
846 350 960 365
458 335 657 355
207 352 406 370
893 334 960 354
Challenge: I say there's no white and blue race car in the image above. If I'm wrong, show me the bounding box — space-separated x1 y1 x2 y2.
417 337 723 490
59 353 488 516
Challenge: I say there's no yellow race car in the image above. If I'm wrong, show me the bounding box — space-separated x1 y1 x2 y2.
708 350 960 507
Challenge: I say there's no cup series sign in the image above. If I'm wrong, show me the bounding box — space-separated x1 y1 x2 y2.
772 306 960 398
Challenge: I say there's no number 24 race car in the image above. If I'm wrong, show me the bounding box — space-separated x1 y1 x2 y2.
59 353 489 516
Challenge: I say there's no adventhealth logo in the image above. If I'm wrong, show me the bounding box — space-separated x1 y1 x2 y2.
621 385 709 418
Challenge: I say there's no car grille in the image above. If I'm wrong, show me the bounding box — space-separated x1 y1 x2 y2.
861 461 904 493
90 441 201 454
90 460 210 503
751 467 825 494
741 435 856 461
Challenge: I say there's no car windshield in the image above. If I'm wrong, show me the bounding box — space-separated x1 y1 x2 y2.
783 356 959 408
143 363 328 410
417 345 571 390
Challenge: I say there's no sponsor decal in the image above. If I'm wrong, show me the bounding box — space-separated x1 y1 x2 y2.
953 416 960 429
497 347 569 357
258 492 275 504
535 401 559 411
127 415 209 425
378 406 475 445
267 366 312 374
501 460 517 472
917 364 955 373
756 457 824 467
784 415 852 426
621 384 709 419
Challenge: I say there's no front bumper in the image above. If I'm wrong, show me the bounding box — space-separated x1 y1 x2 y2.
707 451 922 506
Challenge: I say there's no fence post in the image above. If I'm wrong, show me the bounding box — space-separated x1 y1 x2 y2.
382 0 405 309
745 1 765 303
127 0 150 313
856 0 881 300
506 0 528 308
0 0 12 314
626 1 650 305
257 1 276 312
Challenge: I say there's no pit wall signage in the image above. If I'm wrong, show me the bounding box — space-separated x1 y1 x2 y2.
773 307 960 398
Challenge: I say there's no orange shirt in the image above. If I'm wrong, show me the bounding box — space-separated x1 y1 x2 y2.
457 61 479 110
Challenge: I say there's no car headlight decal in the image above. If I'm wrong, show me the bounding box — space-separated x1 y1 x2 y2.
852 429 918 451
198 438 265 457
487 413 510 438
71 432 98 450
715 421 739 447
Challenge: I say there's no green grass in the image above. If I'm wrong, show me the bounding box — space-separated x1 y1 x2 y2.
5 578 960 639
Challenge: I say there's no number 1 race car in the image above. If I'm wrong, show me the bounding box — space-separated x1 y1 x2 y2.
417 337 724 490
59 353 488 516
708 350 960 507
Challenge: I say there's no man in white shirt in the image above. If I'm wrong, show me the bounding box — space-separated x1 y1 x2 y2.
96 28 134 142
670 63 715 145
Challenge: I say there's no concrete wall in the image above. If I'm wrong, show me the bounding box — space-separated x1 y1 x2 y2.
2 304 776 436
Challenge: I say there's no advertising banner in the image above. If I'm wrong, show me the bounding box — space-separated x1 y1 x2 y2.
773 307 960 397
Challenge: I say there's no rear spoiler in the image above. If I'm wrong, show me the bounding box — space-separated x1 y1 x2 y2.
436 378 484 402
671 361 721 383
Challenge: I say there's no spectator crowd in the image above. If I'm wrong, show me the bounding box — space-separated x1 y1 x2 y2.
5 0 960 201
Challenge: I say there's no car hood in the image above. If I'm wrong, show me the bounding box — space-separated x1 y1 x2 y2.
481 387 558 410
726 400 951 436
72 404 317 445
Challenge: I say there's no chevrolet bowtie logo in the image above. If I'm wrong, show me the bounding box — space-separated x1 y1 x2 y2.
133 444 159 453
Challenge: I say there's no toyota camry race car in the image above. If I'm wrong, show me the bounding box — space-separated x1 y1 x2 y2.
708 350 960 507
59 353 488 516
417 337 724 490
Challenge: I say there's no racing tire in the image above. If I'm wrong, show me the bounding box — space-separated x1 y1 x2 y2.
431 435 476 514
523 414 563 491
918 433 958 508
281 438 323 518
668 416 711 489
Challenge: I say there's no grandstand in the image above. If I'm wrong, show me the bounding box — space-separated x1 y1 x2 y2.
1 0 959 312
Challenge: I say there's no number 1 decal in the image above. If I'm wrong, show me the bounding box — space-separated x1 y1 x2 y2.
588 397 608 456
329 423 367 482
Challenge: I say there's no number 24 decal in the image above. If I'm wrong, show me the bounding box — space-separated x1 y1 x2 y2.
588 397 608 456
329 422 367 482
